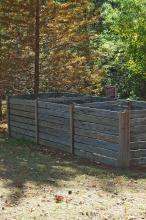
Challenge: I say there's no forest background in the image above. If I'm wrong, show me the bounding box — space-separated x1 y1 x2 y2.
0 0 146 101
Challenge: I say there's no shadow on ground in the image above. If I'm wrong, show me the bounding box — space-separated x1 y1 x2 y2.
0 135 146 206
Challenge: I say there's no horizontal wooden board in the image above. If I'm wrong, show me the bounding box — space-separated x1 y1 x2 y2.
9 98 35 106
131 133 146 142
39 132 70 146
10 115 35 125
38 120 69 131
10 109 35 119
10 121 35 131
74 120 119 135
38 108 69 118
74 114 119 127
75 128 119 144
131 101 146 110
38 115 70 126
131 149 146 158
130 117 146 127
39 126 70 138
131 125 146 135
130 141 146 150
74 142 118 159
130 110 146 119
75 106 119 119
10 104 35 113
74 149 118 166
10 126 35 137
130 157 146 166
11 131 35 142
74 135 119 152
39 139 71 153
38 100 69 110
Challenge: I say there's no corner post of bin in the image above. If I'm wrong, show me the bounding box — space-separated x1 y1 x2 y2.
35 98 39 144
118 108 130 168
69 103 75 154
7 96 11 137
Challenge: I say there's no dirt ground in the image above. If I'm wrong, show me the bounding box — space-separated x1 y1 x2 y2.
0 124 146 220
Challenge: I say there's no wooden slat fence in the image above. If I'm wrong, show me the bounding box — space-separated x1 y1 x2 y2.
7 96 146 168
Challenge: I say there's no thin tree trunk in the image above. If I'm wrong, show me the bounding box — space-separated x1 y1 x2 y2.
34 0 40 96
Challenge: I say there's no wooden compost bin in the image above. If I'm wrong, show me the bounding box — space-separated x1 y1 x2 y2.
8 93 112 154
7 94 146 168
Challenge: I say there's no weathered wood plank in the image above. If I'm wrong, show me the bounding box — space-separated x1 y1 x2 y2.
39 126 70 137
10 121 35 131
75 106 119 119
38 115 70 126
75 128 119 144
10 109 35 119
39 139 71 153
9 104 35 112
7 96 11 137
130 110 146 119
131 133 146 142
130 141 146 150
10 126 35 137
74 149 118 166
9 98 35 106
38 108 69 118
131 149 146 158
74 142 118 158
38 120 69 131
118 111 130 168
10 115 35 125
130 117 146 127
74 135 119 152
74 113 119 127
11 131 35 142
74 120 119 135
69 104 74 154
39 132 70 146
38 100 69 110
130 157 146 166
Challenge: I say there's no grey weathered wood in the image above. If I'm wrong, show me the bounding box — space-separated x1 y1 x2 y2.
38 115 70 126
9 98 35 106
39 126 70 137
75 128 119 144
130 117 146 127
74 142 118 158
39 132 70 146
74 120 119 135
131 133 146 142
69 104 74 154
38 108 69 118
131 149 146 158
10 121 35 131
75 106 119 119
74 113 119 127
10 109 35 119
74 135 119 152
38 100 69 110
10 115 35 125
130 110 146 119
7 96 11 137
130 141 146 150
118 111 130 168
35 99 39 144
9 104 35 112
39 139 71 153
74 149 118 166
38 120 69 131
10 126 35 137
11 131 35 142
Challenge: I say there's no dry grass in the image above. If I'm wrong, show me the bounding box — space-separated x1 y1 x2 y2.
0 132 146 219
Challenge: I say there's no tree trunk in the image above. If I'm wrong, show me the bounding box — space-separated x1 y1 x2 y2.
0 99 2 121
34 0 40 96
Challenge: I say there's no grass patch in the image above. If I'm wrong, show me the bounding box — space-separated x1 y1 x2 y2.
0 135 146 219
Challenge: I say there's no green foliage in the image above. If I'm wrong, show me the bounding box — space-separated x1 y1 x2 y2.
98 0 146 99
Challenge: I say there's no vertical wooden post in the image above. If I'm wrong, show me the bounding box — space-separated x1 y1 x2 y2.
35 98 39 144
118 110 130 168
69 103 74 154
7 96 11 137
